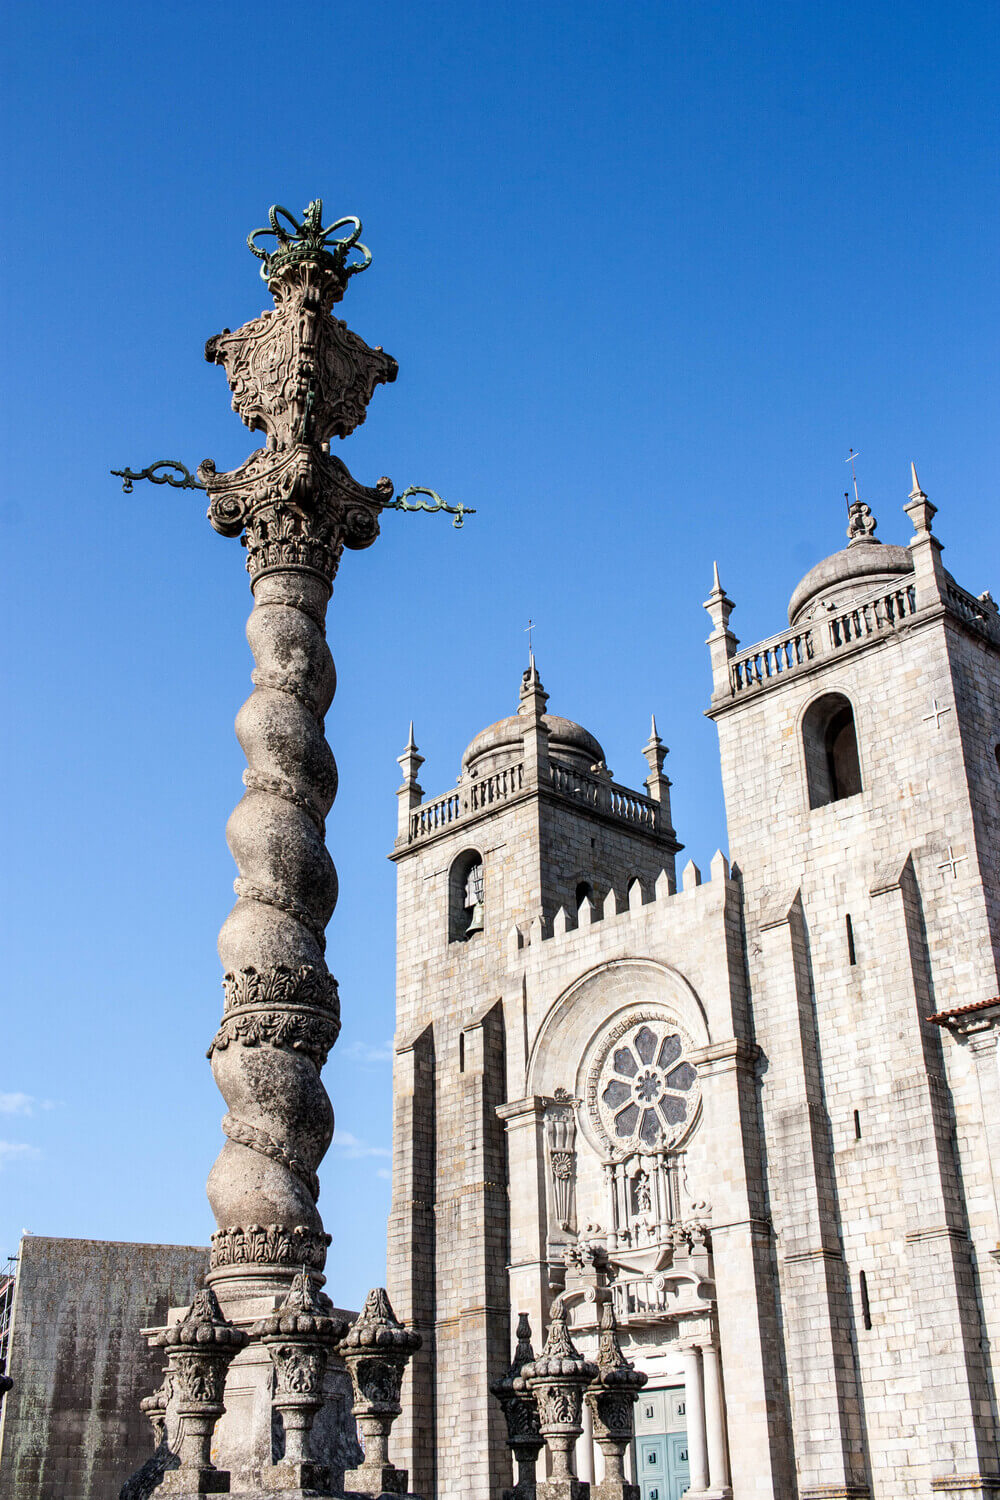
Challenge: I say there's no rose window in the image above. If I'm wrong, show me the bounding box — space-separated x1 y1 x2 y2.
596 1021 698 1150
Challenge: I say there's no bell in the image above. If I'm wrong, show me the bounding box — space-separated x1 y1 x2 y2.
465 900 485 936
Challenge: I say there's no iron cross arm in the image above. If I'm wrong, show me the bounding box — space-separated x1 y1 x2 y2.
110 466 475 528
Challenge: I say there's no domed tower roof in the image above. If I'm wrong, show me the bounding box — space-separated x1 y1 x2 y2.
461 661 606 779
787 493 914 626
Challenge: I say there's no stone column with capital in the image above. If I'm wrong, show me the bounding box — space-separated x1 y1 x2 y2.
121 202 418 1497
199 204 397 1324
698 1341 731 1497
678 1344 709 1495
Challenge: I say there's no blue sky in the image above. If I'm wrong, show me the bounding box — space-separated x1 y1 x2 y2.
2 0 998 1309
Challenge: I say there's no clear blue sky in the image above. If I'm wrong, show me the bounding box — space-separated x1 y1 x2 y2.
2 0 998 1309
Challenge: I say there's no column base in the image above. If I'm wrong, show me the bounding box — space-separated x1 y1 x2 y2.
343 1463 410 1496
591 1482 639 1500
159 1467 231 1495
536 1481 590 1500
261 1458 332 1495
502 1486 537 1500
682 1490 731 1500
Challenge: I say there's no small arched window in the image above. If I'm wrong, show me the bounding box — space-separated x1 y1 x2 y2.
449 850 485 943
803 693 862 808
575 880 593 911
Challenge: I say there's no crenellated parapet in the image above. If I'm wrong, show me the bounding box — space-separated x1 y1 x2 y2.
504 850 732 963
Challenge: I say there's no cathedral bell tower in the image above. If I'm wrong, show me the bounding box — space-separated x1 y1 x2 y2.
387 661 681 1500
706 471 1000 1498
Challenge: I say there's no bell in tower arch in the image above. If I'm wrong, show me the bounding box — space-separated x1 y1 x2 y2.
464 859 485 936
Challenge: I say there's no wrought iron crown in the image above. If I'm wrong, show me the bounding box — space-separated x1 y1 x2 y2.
248 200 372 293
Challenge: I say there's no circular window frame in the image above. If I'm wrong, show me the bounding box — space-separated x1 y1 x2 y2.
586 1009 701 1157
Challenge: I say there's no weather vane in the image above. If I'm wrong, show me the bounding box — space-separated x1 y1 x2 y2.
845 447 862 507
843 446 877 542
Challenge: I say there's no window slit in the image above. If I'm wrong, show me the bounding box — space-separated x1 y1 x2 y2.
859 1270 872 1330
846 913 857 966
853 1109 862 1140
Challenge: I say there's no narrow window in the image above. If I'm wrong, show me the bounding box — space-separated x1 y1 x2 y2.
576 881 593 910
994 743 1000 772
803 693 862 807
846 913 857 966
459 1033 465 1073
859 1270 872 1330
853 1109 862 1140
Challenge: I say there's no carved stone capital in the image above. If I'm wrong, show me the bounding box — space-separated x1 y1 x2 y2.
208 1222 331 1272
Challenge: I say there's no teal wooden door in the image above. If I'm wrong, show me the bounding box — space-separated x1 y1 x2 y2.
666 1433 690 1500
637 1435 665 1500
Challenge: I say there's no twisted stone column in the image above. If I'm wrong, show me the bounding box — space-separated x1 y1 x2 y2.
205 565 342 1298
193 203 397 1309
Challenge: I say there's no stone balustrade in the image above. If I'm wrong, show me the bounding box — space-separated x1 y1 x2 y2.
609 1273 670 1323
408 763 526 841
405 759 661 847
723 574 977 700
945 579 1000 643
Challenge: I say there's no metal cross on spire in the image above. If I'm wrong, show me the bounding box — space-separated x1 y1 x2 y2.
843 446 877 544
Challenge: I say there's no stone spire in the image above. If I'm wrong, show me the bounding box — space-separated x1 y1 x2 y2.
704 561 738 697
903 460 947 608
397 721 425 839
518 654 550 785
641 715 676 843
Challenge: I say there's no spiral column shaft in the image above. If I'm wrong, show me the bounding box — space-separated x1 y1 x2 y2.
206 570 342 1301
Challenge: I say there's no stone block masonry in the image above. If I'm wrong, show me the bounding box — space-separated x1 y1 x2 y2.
0 1236 208 1500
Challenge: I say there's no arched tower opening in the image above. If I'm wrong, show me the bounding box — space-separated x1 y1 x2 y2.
802 692 862 807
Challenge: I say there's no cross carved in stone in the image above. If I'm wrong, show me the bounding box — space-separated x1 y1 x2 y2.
937 844 968 880
923 698 952 730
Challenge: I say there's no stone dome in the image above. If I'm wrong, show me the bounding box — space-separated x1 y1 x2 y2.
462 712 605 779
788 540 914 626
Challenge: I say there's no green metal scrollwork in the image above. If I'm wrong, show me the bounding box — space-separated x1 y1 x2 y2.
247 200 372 283
111 466 474 527
387 487 476 529
111 460 205 493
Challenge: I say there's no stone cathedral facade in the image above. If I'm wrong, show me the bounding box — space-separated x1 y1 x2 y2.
386 474 1000 1500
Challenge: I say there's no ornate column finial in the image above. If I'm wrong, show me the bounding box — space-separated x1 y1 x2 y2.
153 1288 247 1496
198 201 397 584
585 1303 646 1500
251 1269 349 1494
491 1313 545 1500
338 1288 421 1497
521 1298 597 1500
